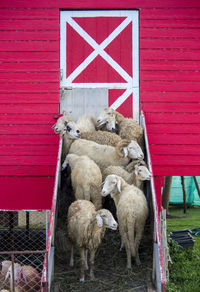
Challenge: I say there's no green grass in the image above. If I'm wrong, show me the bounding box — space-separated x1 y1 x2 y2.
167 205 200 231
166 205 200 292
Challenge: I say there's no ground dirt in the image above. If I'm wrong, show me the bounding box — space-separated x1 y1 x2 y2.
51 167 154 292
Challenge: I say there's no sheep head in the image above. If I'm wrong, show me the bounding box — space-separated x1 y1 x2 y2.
135 165 152 181
96 108 117 132
116 139 144 159
63 121 81 139
96 209 118 230
102 174 123 197
52 112 73 135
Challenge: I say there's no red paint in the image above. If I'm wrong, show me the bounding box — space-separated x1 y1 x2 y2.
105 22 132 77
109 89 133 117
1 0 200 8
73 55 127 83
145 113 200 124
66 22 94 77
0 135 59 145
0 177 54 210
0 166 56 176
73 17 126 44
0 114 56 125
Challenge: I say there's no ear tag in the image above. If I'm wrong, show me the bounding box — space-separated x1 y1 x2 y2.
96 214 103 227
123 147 128 157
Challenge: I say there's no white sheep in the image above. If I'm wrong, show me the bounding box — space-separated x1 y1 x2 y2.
52 111 73 135
81 130 121 147
52 114 81 158
69 139 144 171
76 114 97 133
62 154 102 210
102 174 149 268
96 113 117 132
102 163 152 189
67 200 118 282
5 263 40 292
97 108 144 149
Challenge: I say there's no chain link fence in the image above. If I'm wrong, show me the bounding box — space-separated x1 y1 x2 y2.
0 211 49 291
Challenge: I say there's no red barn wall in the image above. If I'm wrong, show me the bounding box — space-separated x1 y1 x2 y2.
0 0 200 209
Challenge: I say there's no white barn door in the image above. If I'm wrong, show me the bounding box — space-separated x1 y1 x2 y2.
60 10 139 122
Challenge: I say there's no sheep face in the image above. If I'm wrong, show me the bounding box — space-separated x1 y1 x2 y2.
63 121 81 139
102 174 121 197
52 116 66 134
135 165 152 181
97 109 116 132
97 209 118 230
125 140 144 160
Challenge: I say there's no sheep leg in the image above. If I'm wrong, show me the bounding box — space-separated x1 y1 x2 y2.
89 249 96 280
69 244 74 267
85 249 89 270
120 240 124 251
134 227 144 266
79 247 86 282
121 232 132 269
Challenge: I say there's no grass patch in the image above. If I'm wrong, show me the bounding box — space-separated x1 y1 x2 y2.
166 205 200 292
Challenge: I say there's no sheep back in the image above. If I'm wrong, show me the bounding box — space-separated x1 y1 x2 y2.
69 139 130 170
81 130 121 147
102 166 133 185
67 200 105 250
117 185 149 233
76 114 97 133
70 155 102 209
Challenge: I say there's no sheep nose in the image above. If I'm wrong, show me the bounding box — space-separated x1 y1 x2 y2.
77 130 80 134
111 128 116 133
101 190 106 196
112 222 118 230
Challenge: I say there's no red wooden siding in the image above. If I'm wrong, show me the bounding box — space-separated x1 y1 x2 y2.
0 7 59 210
140 7 200 176
0 0 200 210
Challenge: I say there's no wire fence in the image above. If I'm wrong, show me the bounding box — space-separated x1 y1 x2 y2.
0 210 50 292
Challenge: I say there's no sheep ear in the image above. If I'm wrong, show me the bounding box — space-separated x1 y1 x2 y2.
123 147 128 157
61 161 68 171
135 168 139 176
117 179 121 193
96 214 103 227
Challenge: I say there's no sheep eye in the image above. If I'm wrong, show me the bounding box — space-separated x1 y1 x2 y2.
67 126 71 132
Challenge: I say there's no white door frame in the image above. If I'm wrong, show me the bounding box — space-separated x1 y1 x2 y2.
60 10 139 122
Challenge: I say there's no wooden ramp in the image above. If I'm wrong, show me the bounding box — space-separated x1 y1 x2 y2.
47 113 166 292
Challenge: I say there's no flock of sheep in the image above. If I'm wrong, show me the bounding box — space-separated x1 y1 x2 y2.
53 107 152 283
0 107 152 291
